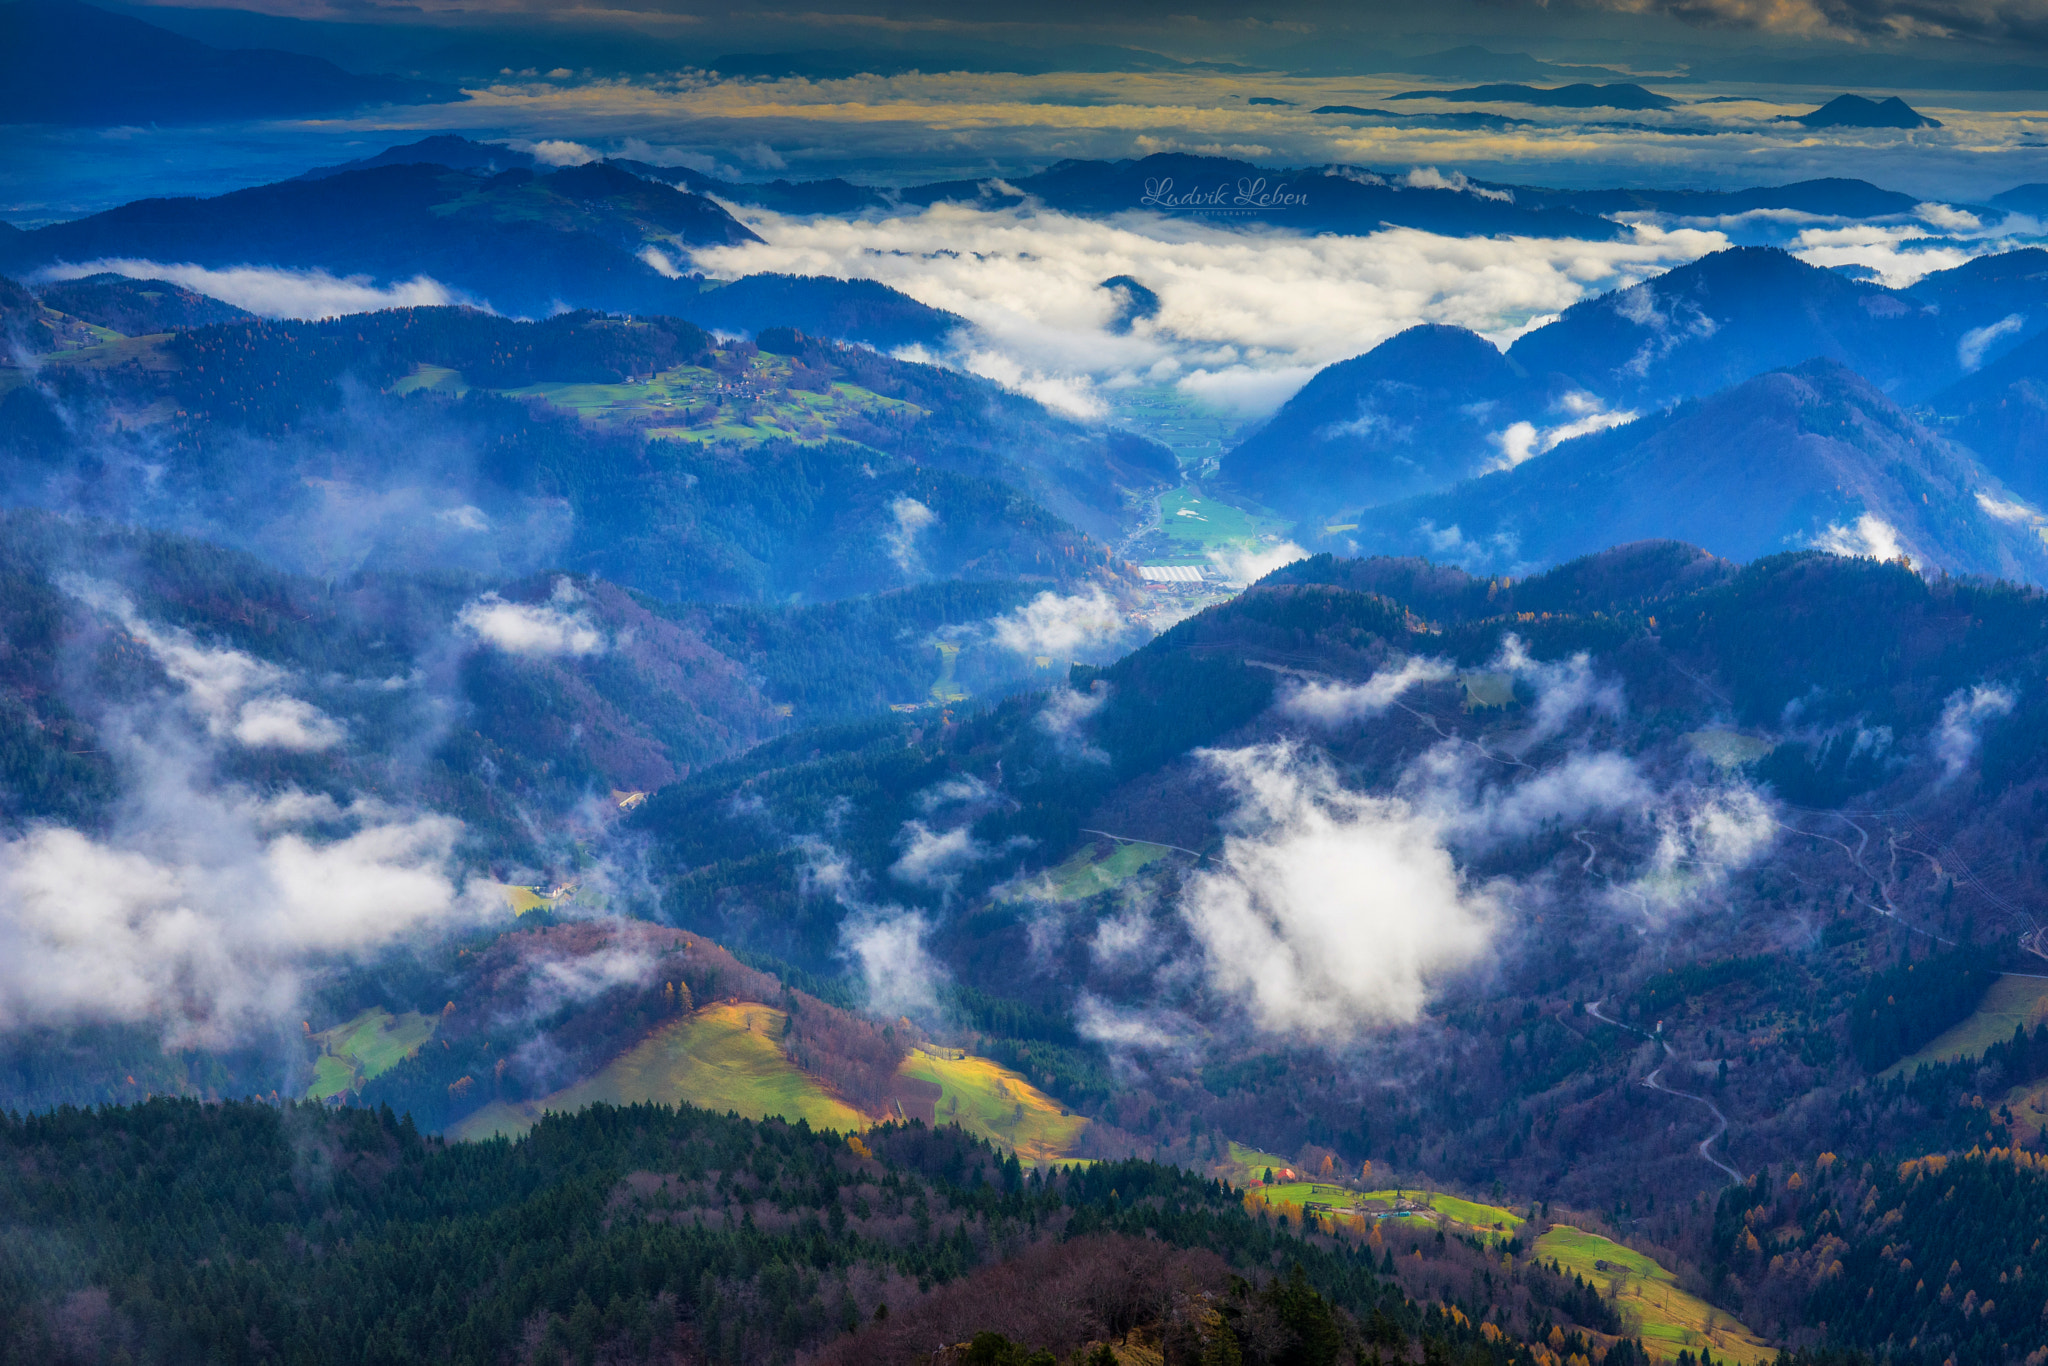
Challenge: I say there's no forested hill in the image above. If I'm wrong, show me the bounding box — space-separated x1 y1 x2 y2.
0 1097 1647 1366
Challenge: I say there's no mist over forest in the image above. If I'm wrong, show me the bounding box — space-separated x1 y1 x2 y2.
11 1 2048 1363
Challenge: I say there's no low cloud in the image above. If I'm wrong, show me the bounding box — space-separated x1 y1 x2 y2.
842 907 945 1020
1206 540 1308 586
67 577 344 752
33 260 471 321
1037 683 1110 764
1486 392 1638 473
1935 683 2016 782
1812 512 1906 564
990 587 1135 662
1180 742 1495 1039
1959 313 2025 371
458 578 607 657
692 203 1724 423
1282 656 1455 725
885 496 937 575
889 821 990 895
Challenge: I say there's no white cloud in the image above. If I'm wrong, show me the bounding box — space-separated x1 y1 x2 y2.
1036 683 1109 764
458 578 607 657
525 139 599 166
1977 489 2040 525
990 587 1134 661
0 731 487 1046
1180 742 1494 1038
884 496 936 575
1402 166 1513 202
1959 312 2025 372
64 577 344 752
1935 683 2015 782
1812 512 1906 564
842 907 944 1019
690 203 1726 423
1281 656 1455 725
32 260 470 320
637 245 685 278
1618 785 1778 916
1485 392 1638 472
889 821 989 894
1206 539 1307 586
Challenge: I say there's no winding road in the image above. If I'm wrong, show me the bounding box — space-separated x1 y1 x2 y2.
1587 999 1744 1185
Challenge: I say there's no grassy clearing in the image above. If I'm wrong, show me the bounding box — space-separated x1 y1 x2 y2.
1459 672 1518 710
447 1003 865 1142
1223 1141 1294 1186
306 1008 437 1101
1251 1183 1523 1239
897 1046 1088 1164
391 363 468 396
1886 973 2048 1079
505 353 922 447
1011 841 1172 904
1535 1226 1773 1364
1684 730 1774 769
929 641 968 703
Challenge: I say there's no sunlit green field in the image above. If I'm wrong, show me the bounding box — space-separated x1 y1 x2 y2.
897 1046 1088 1164
493 353 923 447
1150 488 1289 562
448 1003 864 1141
1535 1225 1774 1363
1105 383 1243 468
305 1007 438 1101
1888 973 2048 1079
1011 840 1172 903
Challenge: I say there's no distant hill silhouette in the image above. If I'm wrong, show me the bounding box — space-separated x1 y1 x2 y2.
899 153 1623 240
1779 94 1941 129
1388 82 1676 110
297 136 536 182
0 0 452 124
33 273 250 333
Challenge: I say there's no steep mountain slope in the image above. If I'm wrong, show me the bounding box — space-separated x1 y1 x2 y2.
1340 360 2048 581
1505 247 1940 407
1218 323 1540 518
1929 322 2048 504
33 272 251 334
0 0 450 124
0 163 757 320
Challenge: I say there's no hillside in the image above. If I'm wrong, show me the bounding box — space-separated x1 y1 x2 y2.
0 0 451 124
1219 323 1541 518
1337 360 2048 582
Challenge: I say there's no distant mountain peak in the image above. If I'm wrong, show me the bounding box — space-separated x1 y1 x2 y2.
1780 94 1941 129
1387 82 1676 110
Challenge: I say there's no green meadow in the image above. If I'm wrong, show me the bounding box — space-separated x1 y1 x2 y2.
448 1003 864 1141
1535 1225 1773 1363
897 1046 1089 1164
305 1008 438 1101
1886 973 2048 1079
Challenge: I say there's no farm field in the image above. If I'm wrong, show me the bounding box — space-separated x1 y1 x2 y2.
897 1045 1088 1164
1146 487 1291 564
1222 1140 1295 1185
1247 1181 1524 1242
500 353 923 446
305 1007 438 1101
1012 839 1173 903
1885 973 2048 1079
1105 383 1242 471
448 1003 865 1141
1534 1226 1774 1364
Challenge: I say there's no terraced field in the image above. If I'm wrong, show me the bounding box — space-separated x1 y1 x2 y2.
449 1003 864 1141
897 1046 1088 1164
1535 1225 1773 1364
305 1008 438 1101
